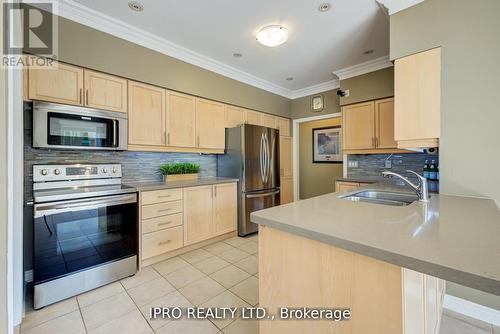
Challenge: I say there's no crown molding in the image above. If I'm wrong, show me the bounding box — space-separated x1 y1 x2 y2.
376 0 425 15
288 79 339 99
332 55 393 81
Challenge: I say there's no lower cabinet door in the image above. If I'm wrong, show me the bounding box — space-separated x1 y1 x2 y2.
213 183 237 236
183 185 213 245
142 226 183 260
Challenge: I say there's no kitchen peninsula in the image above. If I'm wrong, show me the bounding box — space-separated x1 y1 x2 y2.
251 182 500 334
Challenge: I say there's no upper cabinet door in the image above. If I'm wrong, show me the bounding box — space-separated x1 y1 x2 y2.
279 136 293 177
213 183 237 236
128 81 166 146
245 110 261 126
261 114 277 129
395 48 441 148
28 59 84 106
224 105 245 128
196 98 226 149
166 91 196 147
342 101 376 150
83 70 127 112
375 98 397 149
276 117 291 136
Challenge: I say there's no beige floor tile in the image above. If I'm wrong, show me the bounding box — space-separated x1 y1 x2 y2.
230 277 259 306
153 257 190 276
21 297 79 331
223 237 252 248
204 242 235 255
218 248 250 263
127 277 176 306
201 291 250 330
80 291 136 330
121 266 160 290
156 318 219 334
192 256 231 275
180 248 213 264
210 265 250 288
165 265 206 289
222 317 259 334
21 310 85 334
246 235 258 242
179 276 226 305
233 256 258 275
77 282 124 308
88 309 152 334
139 290 192 330
439 315 491 334
235 242 258 255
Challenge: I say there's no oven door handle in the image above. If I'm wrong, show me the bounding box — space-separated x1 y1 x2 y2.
34 193 137 217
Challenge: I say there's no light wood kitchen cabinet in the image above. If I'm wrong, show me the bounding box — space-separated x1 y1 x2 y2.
196 98 226 150
183 185 214 246
342 101 376 150
276 117 291 136
280 176 294 204
142 226 184 260
28 60 84 106
245 110 262 125
225 105 245 128
279 136 293 177
213 183 237 235
261 114 277 128
166 91 196 148
83 69 127 112
395 48 441 148
336 181 360 192
375 98 397 148
128 81 166 146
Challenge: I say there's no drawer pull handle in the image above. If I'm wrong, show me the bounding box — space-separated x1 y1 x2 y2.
158 208 171 212
158 240 171 246
157 221 172 226
158 195 171 198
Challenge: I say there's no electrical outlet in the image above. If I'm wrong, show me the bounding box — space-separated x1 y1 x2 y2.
348 160 358 168
344 89 350 97
384 160 392 168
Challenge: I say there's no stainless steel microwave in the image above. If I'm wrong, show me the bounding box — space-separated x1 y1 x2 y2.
32 101 128 150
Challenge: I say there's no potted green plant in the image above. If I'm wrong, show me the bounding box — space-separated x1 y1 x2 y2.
159 162 200 182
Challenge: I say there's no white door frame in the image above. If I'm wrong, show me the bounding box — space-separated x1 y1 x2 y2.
292 112 342 201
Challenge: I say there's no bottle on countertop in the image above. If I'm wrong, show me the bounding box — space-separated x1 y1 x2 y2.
423 160 430 179
429 160 437 180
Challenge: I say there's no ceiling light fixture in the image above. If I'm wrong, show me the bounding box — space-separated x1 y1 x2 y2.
233 53 243 58
256 25 289 47
128 1 144 12
286 77 294 81
318 3 332 12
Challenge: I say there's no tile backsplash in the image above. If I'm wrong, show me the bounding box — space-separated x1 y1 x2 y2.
347 153 439 178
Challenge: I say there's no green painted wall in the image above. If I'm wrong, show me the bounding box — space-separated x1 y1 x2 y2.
290 89 340 119
339 67 394 105
391 0 500 310
47 14 291 117
299 117 343 199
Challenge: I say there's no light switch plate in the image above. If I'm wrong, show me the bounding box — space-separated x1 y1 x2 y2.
348 160 358 168
344 89 350 97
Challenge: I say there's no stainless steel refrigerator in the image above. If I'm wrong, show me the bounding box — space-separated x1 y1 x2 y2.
217 124 280 236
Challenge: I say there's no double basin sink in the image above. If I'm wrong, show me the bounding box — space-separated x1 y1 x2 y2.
339 190 420 206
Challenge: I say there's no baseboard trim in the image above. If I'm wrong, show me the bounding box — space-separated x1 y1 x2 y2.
444 294 500 326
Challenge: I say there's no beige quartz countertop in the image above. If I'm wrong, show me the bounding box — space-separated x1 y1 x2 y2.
124 177 238 192
251 181 500 296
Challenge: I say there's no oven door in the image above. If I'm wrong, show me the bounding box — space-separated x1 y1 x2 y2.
33 193 138 285
32 102 128 150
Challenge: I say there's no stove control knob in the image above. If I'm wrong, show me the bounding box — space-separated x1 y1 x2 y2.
40 169 48 176
102 168 108 174
54 169 61 175
112 167 117 174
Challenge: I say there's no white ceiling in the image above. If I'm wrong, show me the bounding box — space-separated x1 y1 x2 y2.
64 0 391 97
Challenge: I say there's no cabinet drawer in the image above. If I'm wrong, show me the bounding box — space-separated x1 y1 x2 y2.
142 200 182 220
142 226 183 260
141 188 182 205
142 213 183 234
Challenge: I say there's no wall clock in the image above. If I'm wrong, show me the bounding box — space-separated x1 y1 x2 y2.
311 95 324 112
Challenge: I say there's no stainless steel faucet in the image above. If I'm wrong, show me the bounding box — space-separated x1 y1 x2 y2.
382 170 430 202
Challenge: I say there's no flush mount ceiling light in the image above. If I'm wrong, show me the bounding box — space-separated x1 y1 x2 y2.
285 77 294 81
233 53 243 58
128 1 144 12
256 25 289 47
318 3 332 12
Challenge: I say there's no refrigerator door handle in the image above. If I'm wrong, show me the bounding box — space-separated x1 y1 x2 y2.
245 190 280 198
259 133 266 184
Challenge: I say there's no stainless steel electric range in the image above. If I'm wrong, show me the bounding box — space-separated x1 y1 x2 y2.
32 163 138 309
